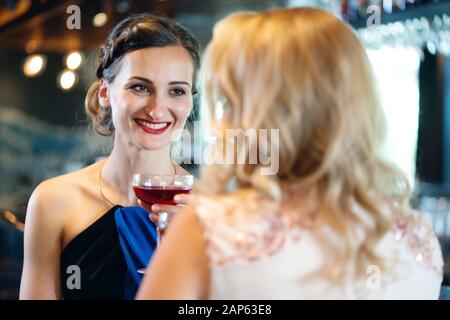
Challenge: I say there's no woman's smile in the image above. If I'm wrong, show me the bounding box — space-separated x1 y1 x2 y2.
134 118 172 135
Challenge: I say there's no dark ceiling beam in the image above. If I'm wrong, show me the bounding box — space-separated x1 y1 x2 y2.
0 0 72 33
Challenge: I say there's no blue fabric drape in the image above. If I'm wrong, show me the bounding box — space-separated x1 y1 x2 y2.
114 207 157 299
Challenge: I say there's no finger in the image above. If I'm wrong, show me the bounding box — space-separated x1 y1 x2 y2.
151 204 161 213
153 204 183 218
173 194 191 205
149 213 159 223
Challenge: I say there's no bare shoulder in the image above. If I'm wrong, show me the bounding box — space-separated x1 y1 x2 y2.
27 161 102 224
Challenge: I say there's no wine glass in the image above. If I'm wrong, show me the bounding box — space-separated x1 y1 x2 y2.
132 173 193 274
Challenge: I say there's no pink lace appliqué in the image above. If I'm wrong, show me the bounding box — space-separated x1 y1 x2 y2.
391 210 443 277
194 194 297 267
196 194 444 277
196 194 307 266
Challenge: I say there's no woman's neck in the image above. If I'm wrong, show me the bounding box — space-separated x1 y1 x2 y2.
100 139 173 206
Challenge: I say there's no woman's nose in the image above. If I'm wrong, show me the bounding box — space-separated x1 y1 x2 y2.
146 95 167 120
148 108 165 120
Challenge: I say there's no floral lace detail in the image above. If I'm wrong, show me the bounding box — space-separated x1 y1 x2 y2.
194 190 319 267
194 192 298 267
195 192 444 278
391 209 444 278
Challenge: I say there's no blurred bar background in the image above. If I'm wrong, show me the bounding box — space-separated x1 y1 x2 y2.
0 0 449 299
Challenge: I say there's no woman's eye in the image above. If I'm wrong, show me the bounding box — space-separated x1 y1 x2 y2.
131 84 149 93
170 88 186 96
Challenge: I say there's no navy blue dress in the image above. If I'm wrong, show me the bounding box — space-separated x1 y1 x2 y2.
60 206 157 300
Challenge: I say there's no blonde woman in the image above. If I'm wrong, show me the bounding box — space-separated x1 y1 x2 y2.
137 8 443 299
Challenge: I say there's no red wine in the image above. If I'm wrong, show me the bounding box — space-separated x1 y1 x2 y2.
133 186 192 206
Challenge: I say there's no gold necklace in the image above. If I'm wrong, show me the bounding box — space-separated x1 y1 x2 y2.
98 163 178 206
98 167 115 207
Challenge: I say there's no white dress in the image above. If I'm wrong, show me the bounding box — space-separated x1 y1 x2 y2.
193 191 444 299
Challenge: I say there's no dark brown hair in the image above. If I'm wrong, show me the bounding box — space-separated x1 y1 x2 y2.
85 13 201 136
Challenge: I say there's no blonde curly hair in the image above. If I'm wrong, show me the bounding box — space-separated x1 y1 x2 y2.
199 7 410 287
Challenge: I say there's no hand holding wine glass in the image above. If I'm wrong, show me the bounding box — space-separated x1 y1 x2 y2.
133 174 193 275
132 174 193 242
137 193 191 225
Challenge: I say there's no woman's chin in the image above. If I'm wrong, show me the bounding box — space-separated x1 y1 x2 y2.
137 139 171 151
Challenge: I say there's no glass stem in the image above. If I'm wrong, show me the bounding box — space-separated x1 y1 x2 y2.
157 227 163 246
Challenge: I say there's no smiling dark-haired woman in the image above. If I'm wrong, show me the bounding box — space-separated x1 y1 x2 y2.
19 13 200 300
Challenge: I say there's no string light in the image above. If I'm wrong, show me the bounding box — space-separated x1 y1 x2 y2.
58 70 77 91
65 52 83 70
23 54 46 77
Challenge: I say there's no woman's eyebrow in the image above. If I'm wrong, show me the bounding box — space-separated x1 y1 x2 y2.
127 77 191 88
128 76 152 83
169 81 191 88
